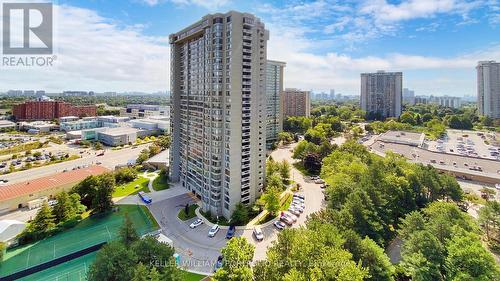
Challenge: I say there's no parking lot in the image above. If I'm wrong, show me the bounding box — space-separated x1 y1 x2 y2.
427 129 500 160
371 141 500 180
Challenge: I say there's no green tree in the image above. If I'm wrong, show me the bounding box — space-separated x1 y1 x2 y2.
231 203 249 226
262 187 280 216
303 152 322 174
445 231 500 280
92 173 116 213
137 149 150 164
154 134 171 150
88 241 137 281
30 202 56 233
131 236 180 279
278 160 291 185
52 191 77 223
254 224 368 281
132 262 149 281
478 201 500 245
119 213 139 247
399 112 415 125
115 167 138 184
266 157 279 177
277 132 293 145
213 237 255 281
266 173 283 191
148 144 161 157
94 142 103 150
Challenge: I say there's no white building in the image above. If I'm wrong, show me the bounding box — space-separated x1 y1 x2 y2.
361 71 402 118
477 61 500 118
169 11 268 219
120 104 170 119
265 60 286 148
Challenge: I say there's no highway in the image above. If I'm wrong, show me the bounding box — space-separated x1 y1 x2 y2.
0 144 151 184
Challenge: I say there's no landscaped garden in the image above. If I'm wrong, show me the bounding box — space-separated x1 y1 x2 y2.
112 176 150 197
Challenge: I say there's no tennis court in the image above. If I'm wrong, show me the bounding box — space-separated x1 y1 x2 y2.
0 205 157 278
18 252 97 281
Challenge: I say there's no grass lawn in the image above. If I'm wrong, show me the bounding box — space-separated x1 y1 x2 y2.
139 205 159 229
178 204 198 221
180 270 206 281
280 192 293 211
152 173 169 191
112 176 150 197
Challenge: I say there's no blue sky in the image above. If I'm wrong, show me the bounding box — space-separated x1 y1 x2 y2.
1 0 499 96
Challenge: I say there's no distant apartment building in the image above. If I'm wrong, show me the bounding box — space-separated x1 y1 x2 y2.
432 96 462 109
169 11 268 219
13 100 96 121
415 96 428 104
403 88 415 105
477 61 500 118
62 91 95 97
360 71 402 118
120 104 170 119
283 88 310 118
265 60 286 148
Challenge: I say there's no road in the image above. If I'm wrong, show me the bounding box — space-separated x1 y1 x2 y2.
0 144 150 184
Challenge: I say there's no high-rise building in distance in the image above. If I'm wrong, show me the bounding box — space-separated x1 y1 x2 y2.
477 61 500 118
283 88 310 118
402 88 415 105
360 71 402 119
169 11 268 219
265 60 286 148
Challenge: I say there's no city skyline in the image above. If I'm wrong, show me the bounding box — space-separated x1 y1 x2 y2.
0 0 498 96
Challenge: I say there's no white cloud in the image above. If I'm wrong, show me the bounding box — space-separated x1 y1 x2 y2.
0 4 170 92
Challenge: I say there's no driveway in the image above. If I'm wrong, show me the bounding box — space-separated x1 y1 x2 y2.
146 143 326 273
148 194 227 273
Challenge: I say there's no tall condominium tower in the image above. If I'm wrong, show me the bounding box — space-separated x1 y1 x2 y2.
283 88 311 118
477 61 500 118
169 12 268 219
265 60 286 148
360 71 402 118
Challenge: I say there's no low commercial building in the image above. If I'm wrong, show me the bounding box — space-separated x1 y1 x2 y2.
97 127 152 146
0 220 26 244
59 116 79 122
0 166 109 213
377 131 425 147
129 118 169 132
17 121 57 133
60 119 100 132
0 120 16 132
120 104 170 119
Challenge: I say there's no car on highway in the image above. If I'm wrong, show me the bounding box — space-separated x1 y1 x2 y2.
274 220 286 230
253 227 264 241
226 225 236 239
189 218 203 229
208 224 220 237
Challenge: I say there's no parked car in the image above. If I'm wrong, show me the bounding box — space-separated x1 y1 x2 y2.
284 211 298 222
288 207 301 216
291 205 304 213
280 215 294 225
314 179 325 184
208 224 220 237
293 194 305 200
214 255 223 272
226 225 236 239
189 218 203 229
274 220 285 230
253 227 264 241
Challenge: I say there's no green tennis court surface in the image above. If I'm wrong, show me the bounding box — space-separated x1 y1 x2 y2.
18 252 97 281
0 205 157 278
